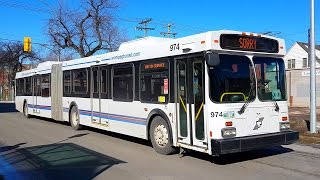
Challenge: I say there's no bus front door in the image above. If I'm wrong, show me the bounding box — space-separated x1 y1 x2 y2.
175 56 207 148
91 66 109 128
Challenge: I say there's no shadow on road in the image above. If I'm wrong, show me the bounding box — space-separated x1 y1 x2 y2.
0 143 125 180
180 145 294 165
30 115 152 148
0 102 17 113
86 126 152 147
0 143 26 153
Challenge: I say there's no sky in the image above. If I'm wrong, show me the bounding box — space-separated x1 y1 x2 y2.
0 0 319 57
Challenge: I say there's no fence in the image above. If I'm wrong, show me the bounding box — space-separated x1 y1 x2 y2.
0 86 15 101
286 68 320 107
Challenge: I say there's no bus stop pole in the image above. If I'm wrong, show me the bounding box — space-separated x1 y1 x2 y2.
309 0 317 133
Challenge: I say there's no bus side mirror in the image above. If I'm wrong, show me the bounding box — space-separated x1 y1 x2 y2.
205 51 220 66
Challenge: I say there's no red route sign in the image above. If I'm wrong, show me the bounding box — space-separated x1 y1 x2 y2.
163 79 168 94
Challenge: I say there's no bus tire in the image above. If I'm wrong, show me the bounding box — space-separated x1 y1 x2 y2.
150 116 177 155
70 106 82 130
23 101 30 118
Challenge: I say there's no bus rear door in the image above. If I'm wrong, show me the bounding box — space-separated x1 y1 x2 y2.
32 75 41 114
91 65 109 128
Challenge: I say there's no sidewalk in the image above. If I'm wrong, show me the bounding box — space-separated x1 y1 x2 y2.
284 143 320 155
0 101 14 103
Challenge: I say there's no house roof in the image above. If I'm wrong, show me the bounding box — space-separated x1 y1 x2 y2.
296 42 320 63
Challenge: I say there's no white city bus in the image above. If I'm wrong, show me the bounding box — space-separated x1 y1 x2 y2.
15 30 298 155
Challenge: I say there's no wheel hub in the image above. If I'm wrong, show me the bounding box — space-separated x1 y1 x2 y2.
72 111 78 125
154 124 169 147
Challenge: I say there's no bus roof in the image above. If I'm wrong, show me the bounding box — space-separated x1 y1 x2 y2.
16 30 286 79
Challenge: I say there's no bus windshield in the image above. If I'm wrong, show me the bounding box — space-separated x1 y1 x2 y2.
253 57 286 101
209 54 255 103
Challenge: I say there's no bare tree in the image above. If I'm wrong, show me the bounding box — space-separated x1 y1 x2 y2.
0 42 40 100
47 0 125 58
0 42 40 80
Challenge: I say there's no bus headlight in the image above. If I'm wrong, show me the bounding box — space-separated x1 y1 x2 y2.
221 127 236 138
280 122 290 131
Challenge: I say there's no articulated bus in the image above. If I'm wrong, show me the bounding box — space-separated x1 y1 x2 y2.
15 30 299 155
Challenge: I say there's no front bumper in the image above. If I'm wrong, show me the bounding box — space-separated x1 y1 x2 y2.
211 130 299 155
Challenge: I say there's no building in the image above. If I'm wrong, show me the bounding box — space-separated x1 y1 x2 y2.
284 42 320 69
284 42 320 107
0 64 32 101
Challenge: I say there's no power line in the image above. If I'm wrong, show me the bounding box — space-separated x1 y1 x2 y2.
160 23 177 38
262 31 282 36
0 0 205 37
0 37 53 47
0 0 51 13
136 18 155 37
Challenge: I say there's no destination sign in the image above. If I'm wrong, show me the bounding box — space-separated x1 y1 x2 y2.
143 63 166 70
220 34 279 53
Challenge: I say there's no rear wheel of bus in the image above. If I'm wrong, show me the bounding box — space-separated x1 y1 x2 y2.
70 106 82 130
23 101 30 118
150 116 178 155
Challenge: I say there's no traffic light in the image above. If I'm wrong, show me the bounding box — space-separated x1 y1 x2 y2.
23 37 31 52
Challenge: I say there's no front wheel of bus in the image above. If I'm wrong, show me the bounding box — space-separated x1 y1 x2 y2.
150 116 177 155
70 106 82 130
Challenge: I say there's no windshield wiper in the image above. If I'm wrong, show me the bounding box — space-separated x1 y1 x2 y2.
273 100 279 112
238 83 254 115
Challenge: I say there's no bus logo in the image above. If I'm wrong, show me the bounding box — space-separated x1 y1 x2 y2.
253 117 264 130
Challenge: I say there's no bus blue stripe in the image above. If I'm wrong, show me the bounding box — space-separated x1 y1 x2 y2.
27 104 147 125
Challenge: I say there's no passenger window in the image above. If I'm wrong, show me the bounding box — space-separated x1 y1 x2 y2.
73 69 88 94
112 65 133 101
41 74 50 97
140 60 169 103
63 71 71 94
101 69 107 94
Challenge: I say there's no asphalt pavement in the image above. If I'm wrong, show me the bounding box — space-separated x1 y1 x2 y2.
0 102 320 180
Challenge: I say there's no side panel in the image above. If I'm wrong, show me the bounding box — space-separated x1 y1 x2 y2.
51 64 63 121
15 96 24 113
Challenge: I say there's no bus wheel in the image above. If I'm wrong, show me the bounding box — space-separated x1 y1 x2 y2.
70 106 82 130
23 102 30 118
150 116 177 155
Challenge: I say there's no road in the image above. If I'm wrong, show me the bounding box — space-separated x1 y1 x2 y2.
0 102 320 180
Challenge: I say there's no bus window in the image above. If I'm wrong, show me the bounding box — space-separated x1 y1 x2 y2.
25 77 32 96
209 54 255 103
63 71 71 94
112 64 133 101
93 70 98 93
253 57 286 101
73 69 88 94
140 60 169 103
16 78 25 96
101 69 107 94
41 74 50 97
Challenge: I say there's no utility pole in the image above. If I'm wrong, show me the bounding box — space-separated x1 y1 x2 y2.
309 0 317 133
136 18 155 37
160 23 177 38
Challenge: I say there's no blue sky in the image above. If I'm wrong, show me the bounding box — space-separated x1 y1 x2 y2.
0 0 319 56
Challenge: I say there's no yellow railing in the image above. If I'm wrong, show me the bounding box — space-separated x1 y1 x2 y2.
220 92 246 102
195 102 204 121
179 96 187 112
